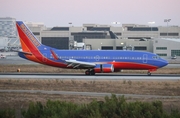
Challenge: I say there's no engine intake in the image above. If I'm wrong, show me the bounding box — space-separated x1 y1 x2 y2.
94 64 114 73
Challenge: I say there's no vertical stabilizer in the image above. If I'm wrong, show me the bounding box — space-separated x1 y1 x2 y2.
16 21 42 52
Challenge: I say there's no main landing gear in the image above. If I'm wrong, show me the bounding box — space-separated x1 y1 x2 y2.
85 69 95 75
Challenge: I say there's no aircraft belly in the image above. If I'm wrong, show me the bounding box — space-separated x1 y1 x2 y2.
111 62 157 70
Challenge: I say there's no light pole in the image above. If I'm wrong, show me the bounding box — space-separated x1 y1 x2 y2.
111 21 121 37
164 19 171 37
68 22 72 50
148 21 155 31
111 22 120 25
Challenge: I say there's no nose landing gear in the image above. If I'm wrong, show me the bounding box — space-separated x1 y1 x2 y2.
147 69 157 76
147 71 151 76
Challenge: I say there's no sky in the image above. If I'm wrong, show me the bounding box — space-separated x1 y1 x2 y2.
0 0 180 27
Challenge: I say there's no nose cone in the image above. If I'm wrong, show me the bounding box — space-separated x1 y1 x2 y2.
159 59 168 68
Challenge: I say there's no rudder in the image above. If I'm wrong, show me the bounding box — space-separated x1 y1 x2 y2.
16 21 42 52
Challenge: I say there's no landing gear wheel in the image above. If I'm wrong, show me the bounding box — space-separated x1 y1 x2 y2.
90 69 95 75
85 70 90 75
147 72 151 76
85 69 95 75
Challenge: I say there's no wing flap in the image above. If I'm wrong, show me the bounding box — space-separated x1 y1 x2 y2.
65 59 96 68
20 51 32 55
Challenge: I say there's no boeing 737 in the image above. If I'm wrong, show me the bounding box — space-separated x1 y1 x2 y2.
16 21 168 75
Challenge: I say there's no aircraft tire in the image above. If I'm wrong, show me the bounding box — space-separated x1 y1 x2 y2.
85 70 90 75
147 72 151 76
90 70 95 75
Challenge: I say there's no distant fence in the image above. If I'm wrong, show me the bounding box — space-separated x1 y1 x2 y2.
0 52 18 56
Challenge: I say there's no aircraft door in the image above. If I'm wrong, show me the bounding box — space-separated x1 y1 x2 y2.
143 54 147 63
95 55 100 61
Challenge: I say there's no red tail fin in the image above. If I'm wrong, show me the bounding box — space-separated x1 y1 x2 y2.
16 21 41 53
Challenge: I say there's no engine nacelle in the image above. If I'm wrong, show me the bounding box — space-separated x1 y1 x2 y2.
94 64 114 73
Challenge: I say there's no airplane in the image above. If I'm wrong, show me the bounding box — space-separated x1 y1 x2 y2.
0 54 6 59
16 21 168 76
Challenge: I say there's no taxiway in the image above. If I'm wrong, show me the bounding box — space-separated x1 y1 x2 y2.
0 73 180 80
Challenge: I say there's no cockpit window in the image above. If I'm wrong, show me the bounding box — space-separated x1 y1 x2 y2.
152 56 159 60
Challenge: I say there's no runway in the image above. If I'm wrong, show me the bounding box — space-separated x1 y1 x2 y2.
0 73 180 80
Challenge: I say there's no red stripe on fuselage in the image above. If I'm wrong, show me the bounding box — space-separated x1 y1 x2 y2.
109 62 158 70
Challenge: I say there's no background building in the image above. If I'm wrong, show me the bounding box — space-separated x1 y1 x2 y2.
0 17 19 51
153 38 180 58
1 17 180 59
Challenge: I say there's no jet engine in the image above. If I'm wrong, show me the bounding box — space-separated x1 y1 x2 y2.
94 64 114 73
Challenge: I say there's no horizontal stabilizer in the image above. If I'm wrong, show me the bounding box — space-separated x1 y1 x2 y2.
12 49 32 55
20 51 32 55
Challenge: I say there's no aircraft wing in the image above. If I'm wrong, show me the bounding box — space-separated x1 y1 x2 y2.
65 59 96 68
50 49 95 68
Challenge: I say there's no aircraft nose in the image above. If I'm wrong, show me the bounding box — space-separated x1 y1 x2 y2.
160 59 168 67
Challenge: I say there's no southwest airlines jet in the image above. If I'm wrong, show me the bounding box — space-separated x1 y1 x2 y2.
16 21 168 76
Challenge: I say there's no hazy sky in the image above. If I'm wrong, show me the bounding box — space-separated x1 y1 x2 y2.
0 0 180 27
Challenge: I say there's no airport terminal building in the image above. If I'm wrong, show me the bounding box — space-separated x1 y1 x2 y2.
1 17 180 59
0 17 19 51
